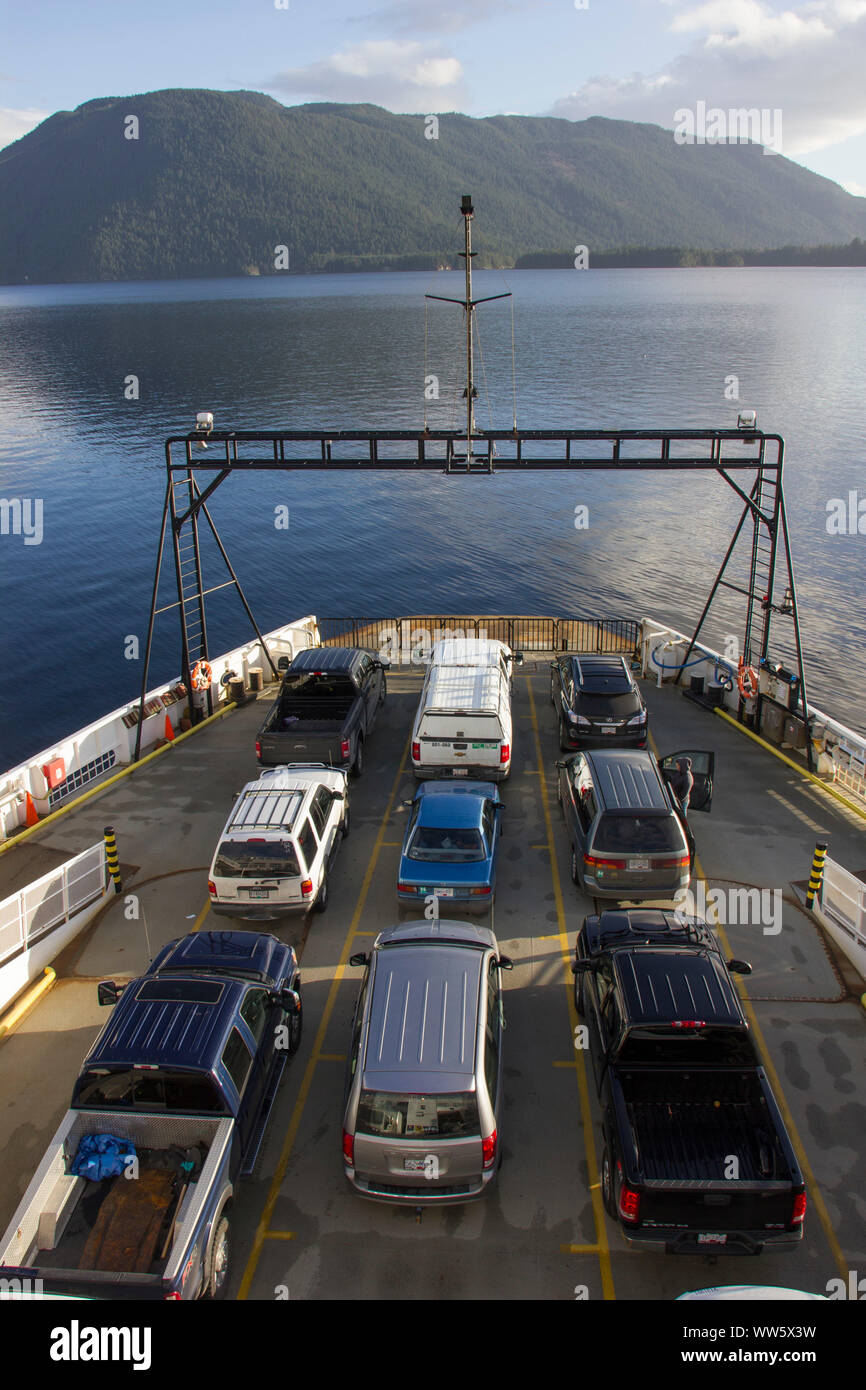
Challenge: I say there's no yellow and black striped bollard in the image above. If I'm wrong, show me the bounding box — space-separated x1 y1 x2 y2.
103 825 123 895
805 841 828 911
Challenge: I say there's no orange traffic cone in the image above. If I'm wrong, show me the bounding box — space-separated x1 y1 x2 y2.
164 715 175 743
25 792 39 827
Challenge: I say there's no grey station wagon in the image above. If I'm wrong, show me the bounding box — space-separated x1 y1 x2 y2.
342 921 513 1205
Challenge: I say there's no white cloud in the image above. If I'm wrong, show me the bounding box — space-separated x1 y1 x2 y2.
0 106 49 152
358 0 526 36
548 0 866 159
842 178 866 194
269 40 464 111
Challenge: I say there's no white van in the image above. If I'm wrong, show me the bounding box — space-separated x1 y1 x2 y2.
428 637 522 686
411 663 513 780
208 764 349 918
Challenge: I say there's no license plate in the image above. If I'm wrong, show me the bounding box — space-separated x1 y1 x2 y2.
600 725 616 734
452 767 468 776
403 1157 427 1171
628 858 650 871
246 889 271 899
697 1233 727 1245
433 887 454 897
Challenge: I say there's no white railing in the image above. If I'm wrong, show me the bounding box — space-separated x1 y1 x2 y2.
0 842 111 1013
640 618 866 807
0 844 106 970
818 857 866 980
0 614 320 837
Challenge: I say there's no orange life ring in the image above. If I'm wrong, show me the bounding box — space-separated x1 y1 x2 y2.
737 659 758 700
190 660 213 691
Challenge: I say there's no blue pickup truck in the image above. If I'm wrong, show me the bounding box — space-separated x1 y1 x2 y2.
0 930 301 1300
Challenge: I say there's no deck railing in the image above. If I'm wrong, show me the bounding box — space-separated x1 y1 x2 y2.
318 616 640 661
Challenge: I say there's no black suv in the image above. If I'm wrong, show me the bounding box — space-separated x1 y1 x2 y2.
550 655 647 751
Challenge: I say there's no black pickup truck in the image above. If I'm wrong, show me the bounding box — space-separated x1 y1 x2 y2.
256 646 388 775
572 909 806 1255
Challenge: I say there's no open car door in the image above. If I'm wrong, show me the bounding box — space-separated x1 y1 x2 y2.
658 750 714 812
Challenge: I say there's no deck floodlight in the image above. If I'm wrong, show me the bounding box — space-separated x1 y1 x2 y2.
780 586 794 616
195 411 214 433
461 194 473 216
737 409 757 431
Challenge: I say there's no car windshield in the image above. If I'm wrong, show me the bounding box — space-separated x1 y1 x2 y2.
407 826 486 861
593 814 682 853
356 1090 480 1138
214 839 301 878
575 691 641 718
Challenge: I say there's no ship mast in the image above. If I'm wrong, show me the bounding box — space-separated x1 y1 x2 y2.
426 193 511 471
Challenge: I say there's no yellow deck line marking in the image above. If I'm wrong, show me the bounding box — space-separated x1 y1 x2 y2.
530 844 550 850
264 1231 296 1241
647 729 849 1280
380 842 402 847
354 931 375 937
527 680 615 1301
714 707 866 823
560 1244 602 1255
0 702 238 856
553 1060 579 1068
238 742 409 1300
190 899 211 934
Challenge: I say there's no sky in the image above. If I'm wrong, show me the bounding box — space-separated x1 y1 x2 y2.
1 0 865 195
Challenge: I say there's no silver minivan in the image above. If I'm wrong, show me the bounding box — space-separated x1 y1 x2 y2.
342 921 513 1204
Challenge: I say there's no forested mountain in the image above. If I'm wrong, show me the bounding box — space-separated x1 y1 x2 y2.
1 89 865 283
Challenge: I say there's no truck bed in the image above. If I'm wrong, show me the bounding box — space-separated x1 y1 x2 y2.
271 696 353 729
0 1109 230 1285
620 1071 792 1183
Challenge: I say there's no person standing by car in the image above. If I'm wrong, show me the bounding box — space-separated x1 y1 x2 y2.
668 757 694 817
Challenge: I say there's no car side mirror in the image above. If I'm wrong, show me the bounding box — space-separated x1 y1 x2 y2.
513 652 524 666
330 790 344 801
727 958 752 975
378 659 391 670
97 981 120 1006
278 987 301 1014
349 952 369 967
571 959 593 975
498 956 514 970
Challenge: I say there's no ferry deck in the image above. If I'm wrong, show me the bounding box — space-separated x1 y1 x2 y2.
0 656 864 1301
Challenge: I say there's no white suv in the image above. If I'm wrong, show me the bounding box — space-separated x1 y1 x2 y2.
208 764 349 918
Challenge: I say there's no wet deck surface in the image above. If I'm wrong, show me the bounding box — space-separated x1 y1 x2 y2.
1 660 864 1300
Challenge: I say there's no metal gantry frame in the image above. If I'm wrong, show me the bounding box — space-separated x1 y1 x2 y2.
134 423 813 767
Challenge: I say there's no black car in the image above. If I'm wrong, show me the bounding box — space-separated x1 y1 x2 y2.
550 654 647 751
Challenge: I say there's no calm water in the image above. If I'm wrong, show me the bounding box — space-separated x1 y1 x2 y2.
1 268 864 768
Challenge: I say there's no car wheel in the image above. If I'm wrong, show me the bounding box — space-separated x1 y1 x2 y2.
574 973 585 1016
601 1146 617 1217
557 779 565 818
559 718 570 752
207 1214 231 1299
287 996 303 1055
570 847 580 885
313 874 328 913
378 676 387 706
352 738 364 778
342 801 350 838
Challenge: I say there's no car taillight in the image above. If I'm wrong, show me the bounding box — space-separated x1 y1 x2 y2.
790 1191 807 1227
618 1180 641 1225
584 854 627 871
482 1130 497 1169
499 743 510 764
469 886 492 896
301 878 313 897
670 1020 706 1029
412 740 420 761
655 856 691 869
164 1291 182 1300
255 739 261 759
207 879 216 897
397 881 417 894
342 1130 354 1165
340 737 351 761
